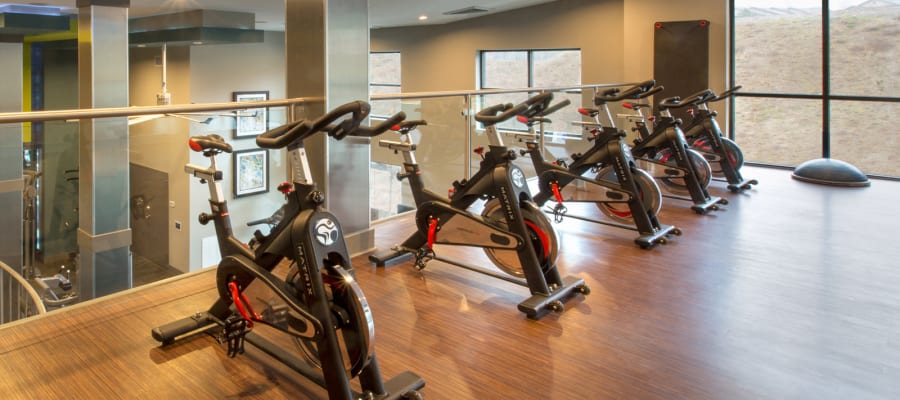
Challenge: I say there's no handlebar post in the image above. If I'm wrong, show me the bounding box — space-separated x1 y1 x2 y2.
485 125 505 147
288 142 314 185
597 103 616 129
400 133 418 165
185 161 225 204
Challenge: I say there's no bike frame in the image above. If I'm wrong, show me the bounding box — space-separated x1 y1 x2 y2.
371 117 588 319
519 115 676 248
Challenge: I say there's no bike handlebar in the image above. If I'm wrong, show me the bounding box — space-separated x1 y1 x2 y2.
474 103 513 125
675 89 716 108
640 85 665 99
657 96 682 110
338 111 407 139
540 99 571 117
517 92 554 119
475 92 552 125
256 101 371 149
709 85 742 102
188 134 233 154
595 80 658 104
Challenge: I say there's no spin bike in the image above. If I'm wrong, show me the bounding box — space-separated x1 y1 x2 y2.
151 102 425 400
679 86 758 192
512 91 679 249
368 96 590 319
611 81 726 214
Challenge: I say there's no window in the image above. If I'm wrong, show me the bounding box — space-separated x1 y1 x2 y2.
731 0 900 177
478 49 581 134
369 52 401 117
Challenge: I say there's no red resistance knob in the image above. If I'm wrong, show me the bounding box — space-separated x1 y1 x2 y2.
277 181 293 194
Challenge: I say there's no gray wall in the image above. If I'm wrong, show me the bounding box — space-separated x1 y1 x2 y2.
40 46 80 265
371 0 627 92
129 45 191 272
129 32 289 272
187 31 287 271
370 0 728 115
0 42 24 323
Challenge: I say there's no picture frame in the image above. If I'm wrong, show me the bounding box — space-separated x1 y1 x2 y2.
233 149 269 198
233 90 269 138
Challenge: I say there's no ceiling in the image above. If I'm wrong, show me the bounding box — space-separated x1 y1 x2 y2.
0 0 555 31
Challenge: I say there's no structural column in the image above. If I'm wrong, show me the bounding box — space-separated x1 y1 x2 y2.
76 0 132 299
0 39 24 323
285 0 374 255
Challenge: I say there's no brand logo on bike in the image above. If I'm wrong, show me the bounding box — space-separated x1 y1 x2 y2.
511 167 525 188
314 218 339 246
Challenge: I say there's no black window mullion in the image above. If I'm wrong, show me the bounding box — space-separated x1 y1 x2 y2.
822 0 831 158
527 50 535 88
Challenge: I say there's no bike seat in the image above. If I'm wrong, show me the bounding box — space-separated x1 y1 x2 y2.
189 134 233 155
391 119 427 134
623 102 651 111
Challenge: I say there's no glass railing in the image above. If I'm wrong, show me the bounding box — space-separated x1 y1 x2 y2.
0 97 315 325
0 84 630 325
368 84 624 222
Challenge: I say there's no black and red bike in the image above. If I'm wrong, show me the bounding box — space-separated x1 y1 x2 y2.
678 86 758 192
369 95 590 319
151 101 425 400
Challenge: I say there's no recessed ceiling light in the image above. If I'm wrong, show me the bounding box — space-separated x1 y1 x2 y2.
418 15 428 21
193 41 203 45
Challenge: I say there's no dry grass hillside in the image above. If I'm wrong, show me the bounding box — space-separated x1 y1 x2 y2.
734 2 898 176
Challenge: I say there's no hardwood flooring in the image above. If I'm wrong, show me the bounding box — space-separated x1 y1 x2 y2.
1 166 898 399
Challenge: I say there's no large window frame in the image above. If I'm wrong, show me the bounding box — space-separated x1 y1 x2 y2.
728 0 900 179
477 49 582 137
478 48 581 90
369 51 401 92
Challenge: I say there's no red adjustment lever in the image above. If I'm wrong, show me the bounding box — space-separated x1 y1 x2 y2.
447 187 456 199
577 108 591 116
516 115 530 124
474 146 485 155
390 124 401 131
622 102 635 110
648 116 657 123
551 182 564 204
188 139 203 152
228 281 261 328
687 108 695 116
426 218 439 249
277 181 293 194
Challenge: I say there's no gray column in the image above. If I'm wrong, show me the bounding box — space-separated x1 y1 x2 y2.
285 0 373 254
77 0 132 299
0 40 24 323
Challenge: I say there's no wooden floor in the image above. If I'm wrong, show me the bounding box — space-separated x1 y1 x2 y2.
2 166 899 400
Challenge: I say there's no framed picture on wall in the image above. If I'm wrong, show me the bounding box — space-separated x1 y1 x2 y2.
233 90 269 138
233 149 269 198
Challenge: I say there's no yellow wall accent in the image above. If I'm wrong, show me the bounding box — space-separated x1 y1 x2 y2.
21 17 77 143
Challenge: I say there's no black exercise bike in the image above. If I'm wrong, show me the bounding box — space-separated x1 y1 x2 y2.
678 86 758 192
510 91 679 249
613 81 726 214
369 96 589 319
151 101 425 400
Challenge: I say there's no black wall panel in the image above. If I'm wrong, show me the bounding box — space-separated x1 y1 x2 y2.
653 20 709 120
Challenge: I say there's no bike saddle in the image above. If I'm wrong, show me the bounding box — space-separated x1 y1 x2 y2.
189 134 233 155
391 119 427 134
